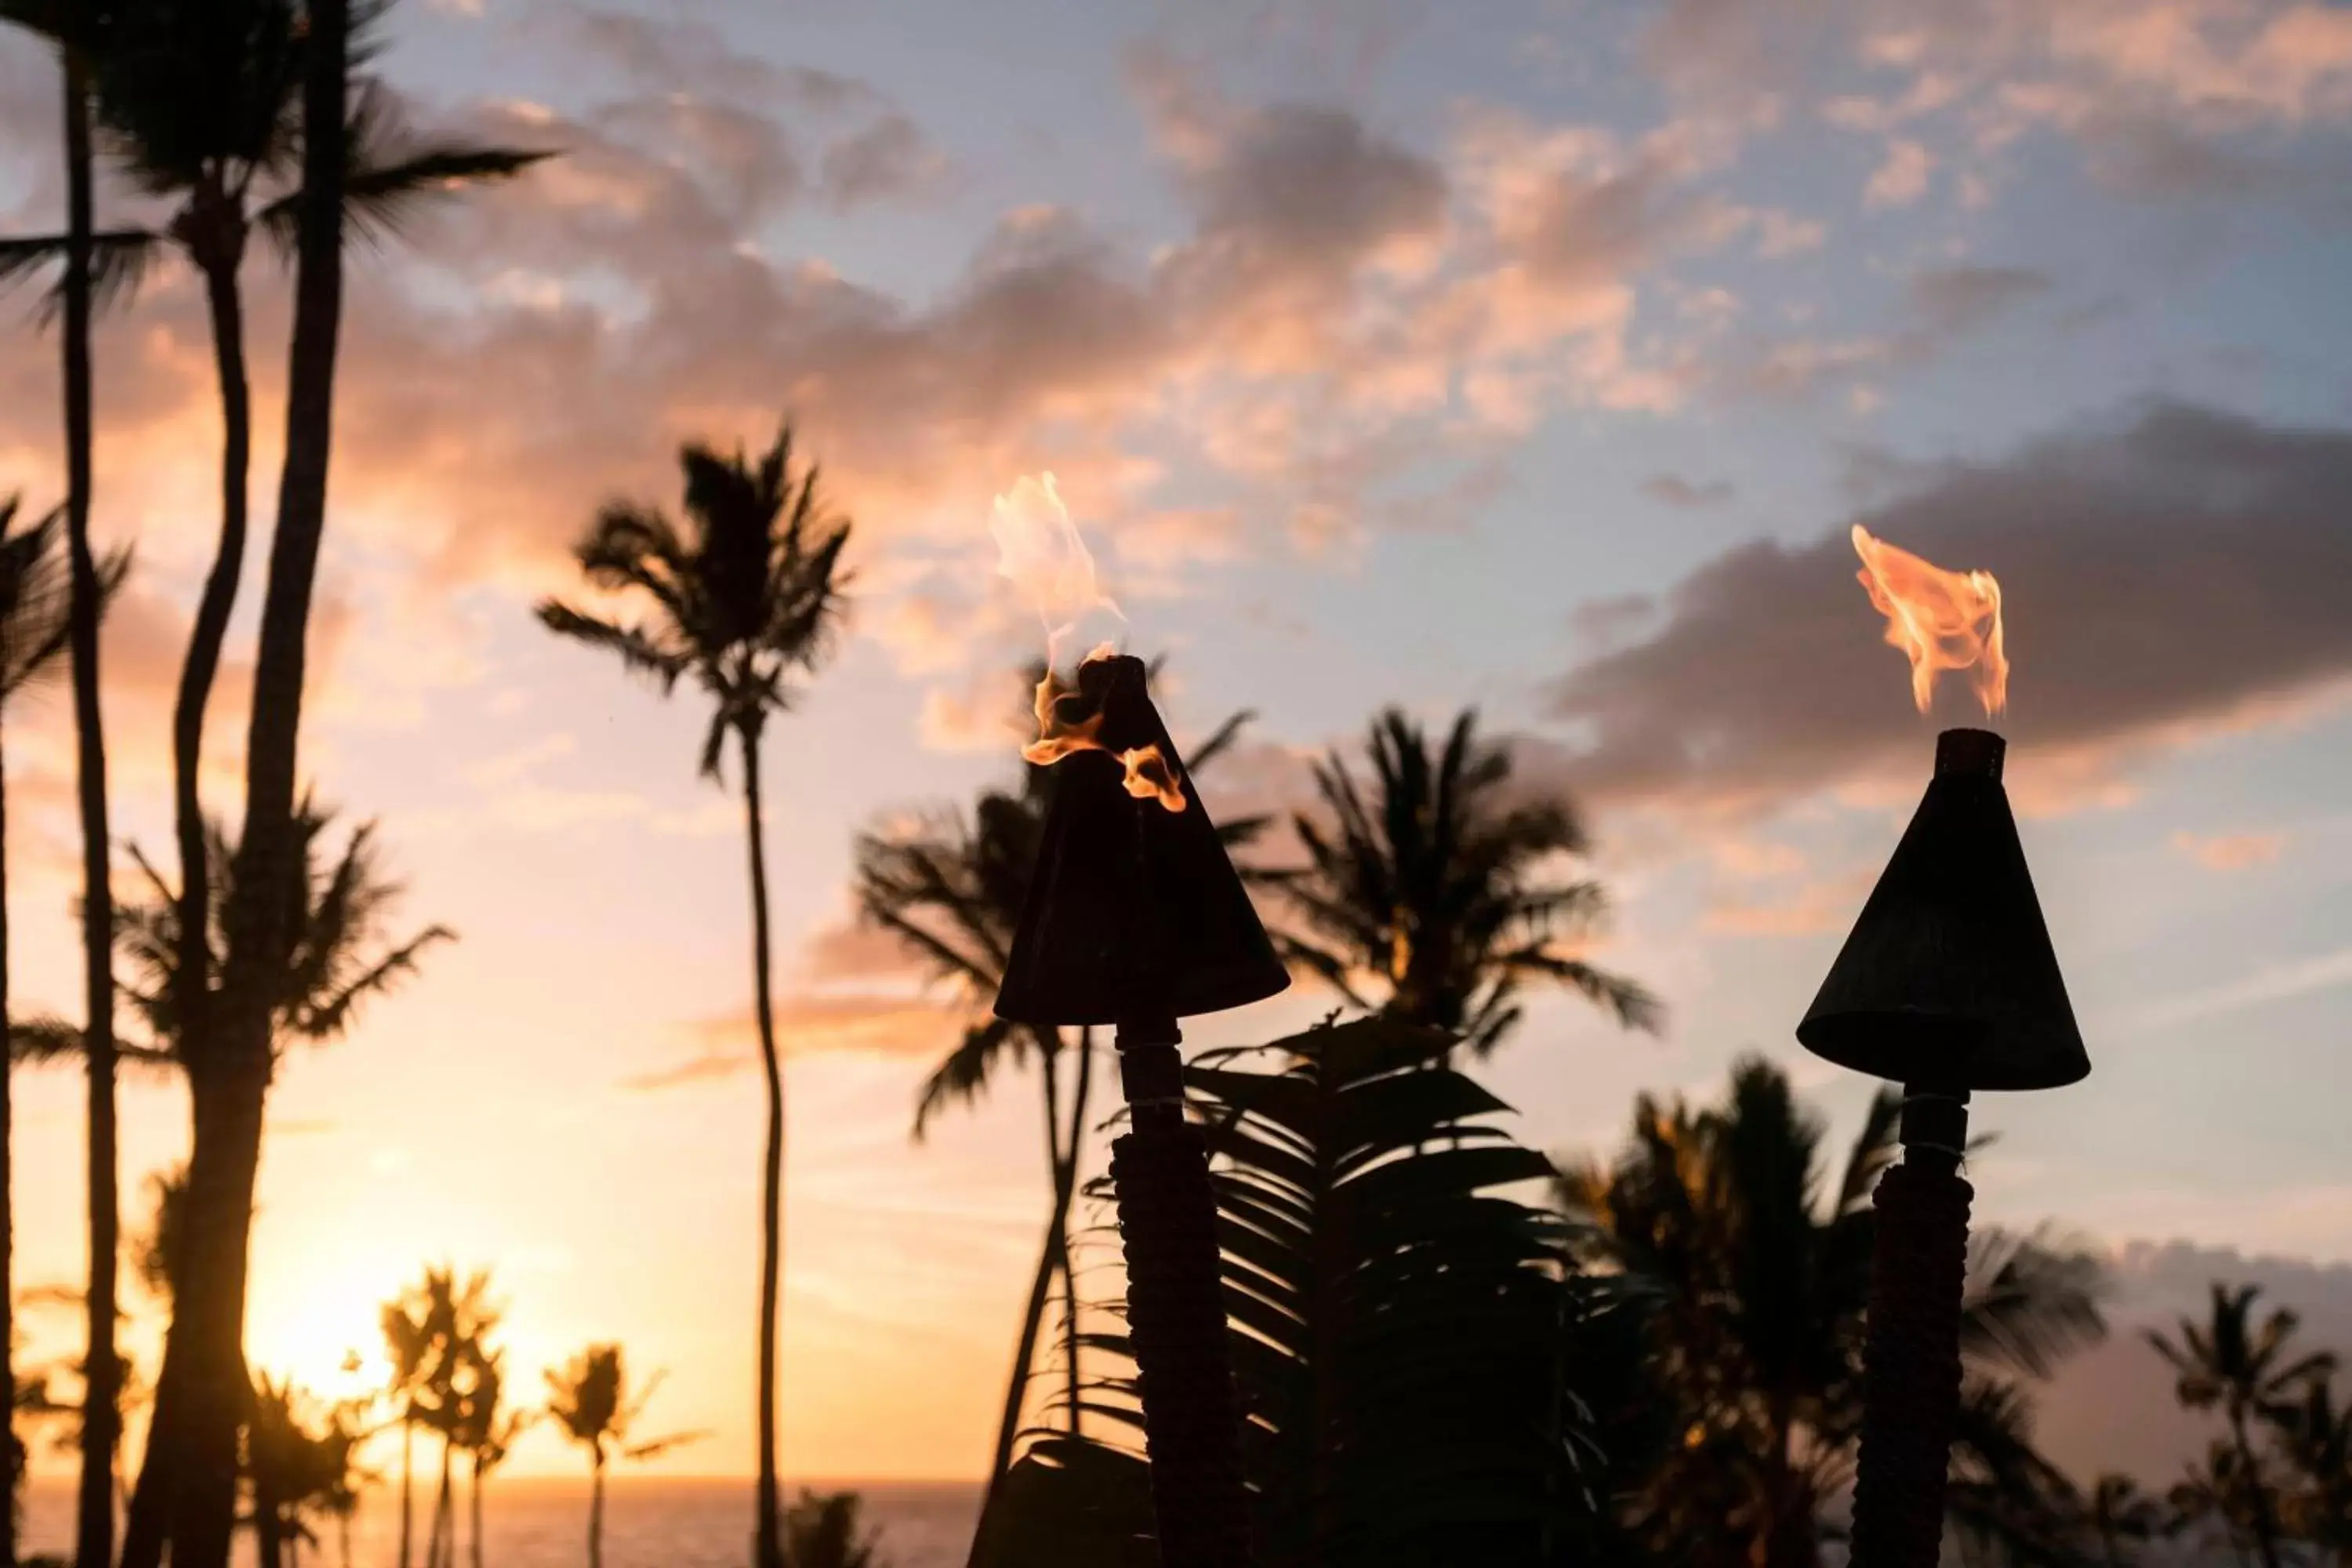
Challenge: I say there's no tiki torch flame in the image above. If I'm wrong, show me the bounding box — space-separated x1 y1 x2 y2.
993 476 1186 812
1852 524 2008 717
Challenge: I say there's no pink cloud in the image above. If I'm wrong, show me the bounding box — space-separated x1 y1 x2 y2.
2170 829 2287 871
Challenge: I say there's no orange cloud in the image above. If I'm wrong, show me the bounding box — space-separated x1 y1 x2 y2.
621 995 964 1090
2171 829 2287 871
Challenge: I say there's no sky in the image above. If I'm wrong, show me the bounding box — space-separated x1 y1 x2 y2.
3 0 2352 1490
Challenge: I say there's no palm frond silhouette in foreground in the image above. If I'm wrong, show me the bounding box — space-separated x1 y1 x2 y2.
539 423 851 1568
1274 706 1658 1056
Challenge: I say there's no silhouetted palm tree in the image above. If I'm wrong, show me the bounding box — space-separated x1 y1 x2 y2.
0 495 77 1564
1558 1055 2107 1566
0 5 130 1556
2149 1283 2337 1568
0 12 540 1171
852 663 1262 1491
544 1345 699 1568
2274 1377 2352 1561
381 1283 434 1568
539 426 851 1568
782 1489 887 1568
2171 1439 2263 1568
246 1374 365 1568
1274 707 1657 1057
455 1356 527 1568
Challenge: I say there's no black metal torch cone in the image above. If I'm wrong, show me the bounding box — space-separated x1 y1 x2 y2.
1797 728 2089 1568
992 654 1284 1568
995 654 1289 1029
1798 728 2087 1093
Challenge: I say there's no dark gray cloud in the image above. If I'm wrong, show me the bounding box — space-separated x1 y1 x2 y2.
1182 101 1446 279
1549 403 2352 815
1907 264 2052 336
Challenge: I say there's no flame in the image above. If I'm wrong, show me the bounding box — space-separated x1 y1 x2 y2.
1018 655 1189 814
1851 524 2009 716
992 479 1186 812
991 474 1120 667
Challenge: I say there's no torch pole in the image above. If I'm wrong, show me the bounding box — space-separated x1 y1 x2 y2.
1850 1086 1973 1568
1109 1016 1251 1568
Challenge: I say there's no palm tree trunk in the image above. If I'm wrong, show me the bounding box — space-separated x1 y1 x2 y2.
400 1417 415 1568
1062 1028 1093 1436
0 719 14 1568
169 246 253 1090
2231 1410 2285 1568
63 42 124 1568
979 1033 1065 1497
588 1454 605 1568
469 1451 484 1568
172 5 349 1562
740 724 786 1568
431 1437 453 1568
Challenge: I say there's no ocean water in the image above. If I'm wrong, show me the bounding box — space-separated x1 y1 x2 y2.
20 1477 983 1568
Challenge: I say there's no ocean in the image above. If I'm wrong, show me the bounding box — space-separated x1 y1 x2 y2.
19 1477 984 1568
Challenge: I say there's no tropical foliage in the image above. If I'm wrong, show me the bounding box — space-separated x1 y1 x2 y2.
1556 1054 2107 1566
1273 706 1659 1054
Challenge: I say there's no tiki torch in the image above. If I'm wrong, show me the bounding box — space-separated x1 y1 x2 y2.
995 650 1287 1568
1798 528 2089 1568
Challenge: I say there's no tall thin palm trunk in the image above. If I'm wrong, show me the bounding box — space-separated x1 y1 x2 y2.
2230 1409 2285 1568
399 1417 416 1568
468 1451 485 1568
740 724 786 1568
1 720 14 1568
979 1029 1073 1504
587 1452 606 1568
1060 1029 1093 1436
64 42 123 1568
430 1437 453 1568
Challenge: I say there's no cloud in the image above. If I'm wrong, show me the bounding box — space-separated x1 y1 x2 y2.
1642 473 1736 507
2169 828 2285 871
2118 943 2352 1033
619 995 964 1089
1643 0 2352 203
1548 402 2352 821
1864 137 1933 206
819 113 950 208
1704 263 2049 401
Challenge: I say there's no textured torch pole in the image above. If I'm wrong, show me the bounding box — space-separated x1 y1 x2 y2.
995 654 1283 1568
1798 728 2086 1568
1110 1017 1253 1568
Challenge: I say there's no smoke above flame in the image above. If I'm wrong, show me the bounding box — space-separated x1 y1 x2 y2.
1851 524 2009 717
991 476 1186 812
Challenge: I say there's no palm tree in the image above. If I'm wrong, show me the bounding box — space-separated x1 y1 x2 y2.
2078 1472 2167 1566
245 1374 368 1568
782 1490 887 1568
394 1269 497 1568
2148 1282 2337 1568
2274 1377 2352 1563
1557 1054 2107 1566
0 6 133 1558
0 495 78 1567
1274 707 1658 1058
539 425 851 1568
456 1356 528 1568
544 1345 699 1568
380 1285 434 1568
2172 1439 2263 1568
851 664 1263 1491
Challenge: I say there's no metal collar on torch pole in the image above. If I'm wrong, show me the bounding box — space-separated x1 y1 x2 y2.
1896 1087 1971 1167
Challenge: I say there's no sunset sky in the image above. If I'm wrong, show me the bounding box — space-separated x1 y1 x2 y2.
4 0 2352 1487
